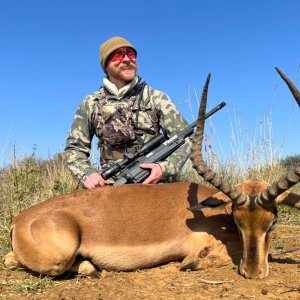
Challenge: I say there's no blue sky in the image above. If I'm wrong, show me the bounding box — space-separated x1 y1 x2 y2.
1 0 299 166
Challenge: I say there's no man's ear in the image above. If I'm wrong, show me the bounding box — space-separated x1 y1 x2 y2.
276 191 300 210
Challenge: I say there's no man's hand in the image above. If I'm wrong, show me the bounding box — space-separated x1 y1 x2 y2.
83 172 107 189
140 163 163 184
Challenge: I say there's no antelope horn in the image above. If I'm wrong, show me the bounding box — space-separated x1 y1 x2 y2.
259 166 300 204
190 74 248 205
275 67 300 107
258 68 300 204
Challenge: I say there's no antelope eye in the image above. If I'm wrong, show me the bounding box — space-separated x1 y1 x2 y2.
269 218 278 232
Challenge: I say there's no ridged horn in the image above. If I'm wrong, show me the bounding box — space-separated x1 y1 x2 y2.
259 165 300 204
275 67 300 107
257 67 300 204
190 74 248 205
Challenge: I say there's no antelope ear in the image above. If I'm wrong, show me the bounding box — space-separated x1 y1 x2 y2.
213 191 231 202
188 202 232 216
276 191 300 210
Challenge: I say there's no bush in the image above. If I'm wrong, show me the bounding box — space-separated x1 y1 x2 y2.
280 154 300 170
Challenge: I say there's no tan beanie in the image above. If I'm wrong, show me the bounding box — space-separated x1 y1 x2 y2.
100 36 137 70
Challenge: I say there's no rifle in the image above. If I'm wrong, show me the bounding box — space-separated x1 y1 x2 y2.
101 101 226 185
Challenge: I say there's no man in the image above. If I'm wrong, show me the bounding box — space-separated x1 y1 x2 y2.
64 36 191 189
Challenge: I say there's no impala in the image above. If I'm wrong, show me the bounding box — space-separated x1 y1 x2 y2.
3 67 300 279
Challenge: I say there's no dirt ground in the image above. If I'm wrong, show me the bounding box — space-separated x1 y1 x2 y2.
0 224 299 300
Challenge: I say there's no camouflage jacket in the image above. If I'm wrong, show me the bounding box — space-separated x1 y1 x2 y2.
64 80 191 183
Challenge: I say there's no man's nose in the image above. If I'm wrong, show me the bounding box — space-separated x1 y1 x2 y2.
122 54 131 62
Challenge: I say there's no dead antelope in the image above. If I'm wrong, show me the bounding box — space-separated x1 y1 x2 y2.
3 67 300 279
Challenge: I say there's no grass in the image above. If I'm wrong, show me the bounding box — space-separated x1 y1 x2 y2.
0 276 55 294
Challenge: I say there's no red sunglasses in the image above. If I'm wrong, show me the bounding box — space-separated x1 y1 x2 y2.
110 47 136 63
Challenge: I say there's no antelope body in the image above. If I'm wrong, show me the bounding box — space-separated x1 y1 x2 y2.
5 183 236 274
3 67 300 279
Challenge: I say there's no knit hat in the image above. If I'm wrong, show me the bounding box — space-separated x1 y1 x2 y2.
100 36 137 71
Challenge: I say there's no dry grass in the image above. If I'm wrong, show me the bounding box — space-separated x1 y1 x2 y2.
0 275 55 294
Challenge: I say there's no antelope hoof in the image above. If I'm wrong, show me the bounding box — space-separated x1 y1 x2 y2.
70 260 99 278
199 255 232 269
180 256 200 271
2 252 21 270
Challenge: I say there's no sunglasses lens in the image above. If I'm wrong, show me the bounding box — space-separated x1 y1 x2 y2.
125 49 135 59
111 52 124 62
111 48 136 62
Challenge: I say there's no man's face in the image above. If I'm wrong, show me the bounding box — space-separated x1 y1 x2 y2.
105 47 137 84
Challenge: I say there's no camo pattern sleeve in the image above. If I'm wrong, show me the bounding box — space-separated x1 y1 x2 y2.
64 94 99 182
149 87 192 181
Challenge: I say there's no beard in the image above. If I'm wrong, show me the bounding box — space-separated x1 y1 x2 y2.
107 61 137 84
